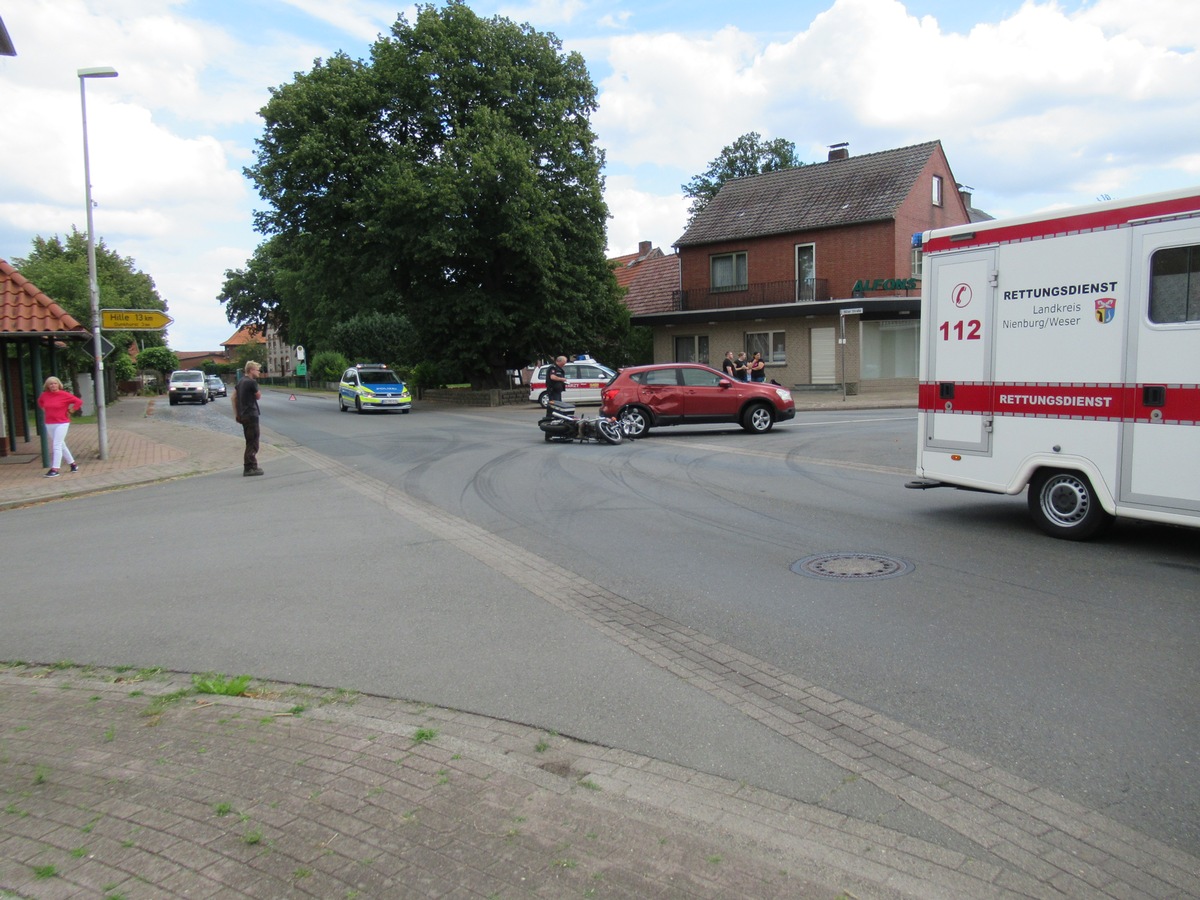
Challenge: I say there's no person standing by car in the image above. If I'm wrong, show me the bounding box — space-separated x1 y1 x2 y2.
546 356 568 404
734 352 749 381
748 351 766 382
233 360 263 476
721 351 737 379
36 376 83 477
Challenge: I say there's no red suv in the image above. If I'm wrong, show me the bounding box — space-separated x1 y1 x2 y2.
601 363 795 437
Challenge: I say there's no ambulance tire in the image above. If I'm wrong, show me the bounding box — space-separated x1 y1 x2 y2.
1027 469 1113 540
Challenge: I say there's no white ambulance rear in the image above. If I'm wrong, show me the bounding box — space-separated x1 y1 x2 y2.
909 187 1200 539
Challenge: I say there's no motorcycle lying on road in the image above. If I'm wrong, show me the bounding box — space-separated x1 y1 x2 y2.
538 401 626 445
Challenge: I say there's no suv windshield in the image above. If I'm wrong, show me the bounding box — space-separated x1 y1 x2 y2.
173 372 203 383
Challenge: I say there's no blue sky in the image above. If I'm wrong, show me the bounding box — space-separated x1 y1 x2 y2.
2 0 1197 350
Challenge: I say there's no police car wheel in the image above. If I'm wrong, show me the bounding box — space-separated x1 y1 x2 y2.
339 395 347 411
355 396 364 414
538 391 549 408
1027 469 1113 540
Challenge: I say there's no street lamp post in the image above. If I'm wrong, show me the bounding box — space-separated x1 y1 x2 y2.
78 65 118 460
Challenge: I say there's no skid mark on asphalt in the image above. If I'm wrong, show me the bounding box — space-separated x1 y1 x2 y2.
288 442 1200 899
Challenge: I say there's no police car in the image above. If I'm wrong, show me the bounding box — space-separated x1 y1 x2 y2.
339 364 412 413
529 359 616 408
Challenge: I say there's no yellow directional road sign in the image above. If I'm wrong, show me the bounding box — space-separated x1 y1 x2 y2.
100 309 173 330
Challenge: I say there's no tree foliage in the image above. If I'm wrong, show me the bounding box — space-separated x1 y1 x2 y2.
13 230 170 374
136 346 179 385
329 311 418 367
682 132 804 224
233 1 628 386
309 350 350 383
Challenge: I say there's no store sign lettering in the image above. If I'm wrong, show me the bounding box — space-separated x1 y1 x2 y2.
853 278 919 292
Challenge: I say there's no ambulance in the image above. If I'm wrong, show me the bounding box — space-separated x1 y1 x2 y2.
908 187 1200 539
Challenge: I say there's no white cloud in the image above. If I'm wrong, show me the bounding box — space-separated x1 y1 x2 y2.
603 177 689 254
591 0 1199 237
278 0 401 43
495 0 588 26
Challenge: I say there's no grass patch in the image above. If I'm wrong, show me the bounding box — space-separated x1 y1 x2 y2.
412 727 437 744
214 802 233 817
243 828 264 845
33 765 48 785
32 864 57 878
192 673 252 696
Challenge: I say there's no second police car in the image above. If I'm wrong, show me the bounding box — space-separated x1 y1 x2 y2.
339 364 413 413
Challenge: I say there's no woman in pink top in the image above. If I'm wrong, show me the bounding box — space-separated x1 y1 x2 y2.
36 376 83 477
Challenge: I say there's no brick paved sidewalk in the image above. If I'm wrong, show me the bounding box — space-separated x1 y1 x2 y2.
0 665 908 900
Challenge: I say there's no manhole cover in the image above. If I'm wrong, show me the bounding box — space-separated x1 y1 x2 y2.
791 553 913 581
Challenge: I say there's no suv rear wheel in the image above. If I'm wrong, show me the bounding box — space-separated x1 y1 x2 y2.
619 406 650 438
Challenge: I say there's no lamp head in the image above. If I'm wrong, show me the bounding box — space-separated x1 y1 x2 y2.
78 66 118 78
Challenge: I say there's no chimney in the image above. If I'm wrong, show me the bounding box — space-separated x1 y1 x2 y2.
638 240 652 257
828 142 849 161
957 183 973 207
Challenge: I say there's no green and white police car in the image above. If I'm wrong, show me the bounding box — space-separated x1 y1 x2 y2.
339 364 412 413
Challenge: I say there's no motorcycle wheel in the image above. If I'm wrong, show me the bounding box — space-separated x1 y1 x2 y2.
596 418 624 445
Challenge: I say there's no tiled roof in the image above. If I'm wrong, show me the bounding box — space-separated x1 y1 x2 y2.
0 259 88 336
610 243 665 290
222 324 265 348
621 254 679 317
676 141 943 246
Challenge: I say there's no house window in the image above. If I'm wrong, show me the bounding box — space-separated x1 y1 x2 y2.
911 246 923 280
710 252 747 292
1149 244 1200 323
795 243 816 300
674 335 710 365
746 331 786 364
932 175 943 207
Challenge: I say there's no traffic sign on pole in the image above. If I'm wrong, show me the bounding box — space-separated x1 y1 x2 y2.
100 309 173 330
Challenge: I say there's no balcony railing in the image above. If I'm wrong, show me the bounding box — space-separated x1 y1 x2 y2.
673 278 831 311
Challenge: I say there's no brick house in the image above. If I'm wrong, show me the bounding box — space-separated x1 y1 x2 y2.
628 140 986 391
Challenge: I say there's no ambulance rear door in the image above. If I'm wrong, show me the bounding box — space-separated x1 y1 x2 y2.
923 249 996 454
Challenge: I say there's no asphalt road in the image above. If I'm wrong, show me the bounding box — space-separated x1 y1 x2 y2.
3 391 1196 859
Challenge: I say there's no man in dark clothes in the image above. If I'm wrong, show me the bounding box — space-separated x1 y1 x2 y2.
546 356 568 404
721 351 737 378
233 361 263 476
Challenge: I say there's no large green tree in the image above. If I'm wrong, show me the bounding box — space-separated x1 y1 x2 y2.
13 230 170 374
682 132 804 224
235 1 627 386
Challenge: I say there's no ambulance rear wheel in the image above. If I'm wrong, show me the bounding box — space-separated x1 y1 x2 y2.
1027 469 1113 540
